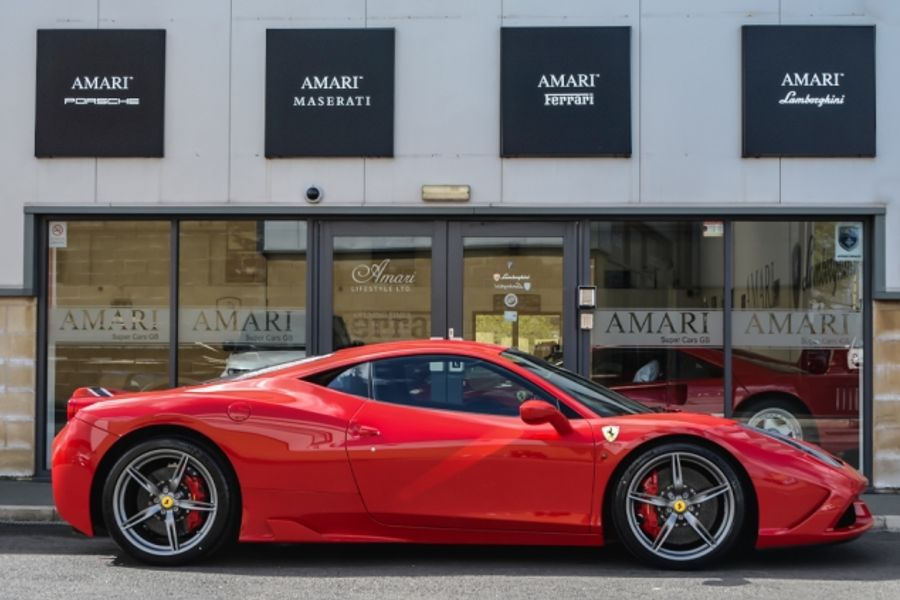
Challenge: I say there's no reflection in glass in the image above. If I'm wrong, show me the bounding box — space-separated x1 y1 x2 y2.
333 236 432 347
463 236 563 360
732 221 863 467
178 221 307 381
590 222 725 414
47 221 171 446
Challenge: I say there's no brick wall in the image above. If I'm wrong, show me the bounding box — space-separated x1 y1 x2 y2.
0 297 35 477
874 301 900 489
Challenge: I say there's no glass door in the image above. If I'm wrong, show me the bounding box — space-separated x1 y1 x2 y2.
318 221 445 351
448 222 578 371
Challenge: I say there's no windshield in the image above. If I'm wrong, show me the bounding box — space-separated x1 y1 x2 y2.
502 349 653 417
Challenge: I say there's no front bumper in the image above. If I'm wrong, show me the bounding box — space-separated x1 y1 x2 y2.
755 464 872 549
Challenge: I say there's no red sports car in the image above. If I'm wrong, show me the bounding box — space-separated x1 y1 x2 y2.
52 340 872 569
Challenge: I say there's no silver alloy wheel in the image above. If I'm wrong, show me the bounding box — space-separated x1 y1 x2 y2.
747 407 804 440
624 451 736 563
111 448 219 557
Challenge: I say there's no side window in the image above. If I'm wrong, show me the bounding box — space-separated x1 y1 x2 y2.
306 362 371 399
371 355 557 417
672 351 723 381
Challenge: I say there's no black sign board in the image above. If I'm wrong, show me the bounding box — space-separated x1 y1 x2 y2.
742 26 875 157
35 29 166 157
265 29 394 158
501 27 631 157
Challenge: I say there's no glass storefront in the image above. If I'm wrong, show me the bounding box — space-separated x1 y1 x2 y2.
588 219 863 466
46 221 171 441
41 216 868 470
589 222 725 412
332 235 432 347
462 236 564 360
179 221 307 381
732 221 863 465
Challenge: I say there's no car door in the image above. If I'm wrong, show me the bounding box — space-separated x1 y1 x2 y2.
605 348 671 407
665 349 725 414
344 354 596 533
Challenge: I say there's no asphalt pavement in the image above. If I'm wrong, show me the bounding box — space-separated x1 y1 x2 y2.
1 523 899 600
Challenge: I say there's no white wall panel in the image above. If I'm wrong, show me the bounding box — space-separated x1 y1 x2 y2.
364 1 500 203
94 0 230 204
366 156 500 206
639 0 781 205
501 1 639 204
229 0 366 204
0 0 897 286
0 1 96 288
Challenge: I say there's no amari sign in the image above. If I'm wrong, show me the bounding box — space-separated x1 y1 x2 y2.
742 25 875 157
34 29 166 157
265 28 395 157
501 27 631 157
49 307 305 347
592 309 860 349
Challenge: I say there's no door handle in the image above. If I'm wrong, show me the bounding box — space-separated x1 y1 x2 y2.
348 423 381 439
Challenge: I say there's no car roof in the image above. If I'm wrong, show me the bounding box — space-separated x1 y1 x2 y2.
248 339 510 379
328 339 507 362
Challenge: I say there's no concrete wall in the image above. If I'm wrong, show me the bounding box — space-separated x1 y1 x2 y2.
2 0 899 288
0 299 36 477
874 301 900 488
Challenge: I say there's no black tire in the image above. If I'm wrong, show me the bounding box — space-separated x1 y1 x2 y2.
611 442 746 569
102 437 238 566
738 396 817 443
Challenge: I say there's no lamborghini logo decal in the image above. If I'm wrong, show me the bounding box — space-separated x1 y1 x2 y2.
602 425 620 443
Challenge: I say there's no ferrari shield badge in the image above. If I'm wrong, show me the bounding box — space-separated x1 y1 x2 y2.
602 425 620 443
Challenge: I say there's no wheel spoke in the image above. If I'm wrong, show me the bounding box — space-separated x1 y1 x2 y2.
689 482 731 505
126 467 160 496
671 453 684 488
178 499 216 512
627 491 669 508
169 454 189 489
652 513 679 552
684 511 717 548
121 504 161 531
164 511 180 552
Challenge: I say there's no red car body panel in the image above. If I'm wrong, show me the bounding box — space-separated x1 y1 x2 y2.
52 340 871 551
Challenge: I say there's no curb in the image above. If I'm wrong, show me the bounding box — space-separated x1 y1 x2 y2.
873 515 900 533
1 505 900 532
0 505 61 524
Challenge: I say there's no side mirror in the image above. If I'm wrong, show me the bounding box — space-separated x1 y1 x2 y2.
519 400 572 434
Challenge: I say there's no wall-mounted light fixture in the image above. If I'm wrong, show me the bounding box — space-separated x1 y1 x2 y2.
421 184 470 202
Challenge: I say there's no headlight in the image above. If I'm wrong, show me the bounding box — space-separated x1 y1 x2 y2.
741 424 844 469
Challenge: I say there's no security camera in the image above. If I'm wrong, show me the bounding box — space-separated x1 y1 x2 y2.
305 186 323 203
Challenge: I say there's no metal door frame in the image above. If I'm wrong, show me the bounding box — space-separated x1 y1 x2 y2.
316 221 446 353
447 221 579 373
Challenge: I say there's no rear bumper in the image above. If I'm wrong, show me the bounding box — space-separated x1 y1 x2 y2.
51 417 117 537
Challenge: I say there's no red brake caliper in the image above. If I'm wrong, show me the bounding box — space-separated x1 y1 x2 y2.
183 474 207 533
637 471 662 538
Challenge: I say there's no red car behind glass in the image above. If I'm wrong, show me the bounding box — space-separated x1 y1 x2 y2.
594 347 859 457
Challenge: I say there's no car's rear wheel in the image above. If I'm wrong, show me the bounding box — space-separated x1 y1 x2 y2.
740 397 816 442
102 437 237 565
611 442 745 569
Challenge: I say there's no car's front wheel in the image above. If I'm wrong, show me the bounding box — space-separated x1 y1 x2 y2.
611 442 746 569
102 437 237 565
